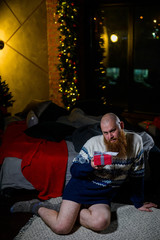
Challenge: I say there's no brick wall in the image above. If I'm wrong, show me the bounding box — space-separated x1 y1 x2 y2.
46 0 63 107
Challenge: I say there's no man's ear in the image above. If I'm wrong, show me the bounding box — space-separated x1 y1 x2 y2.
120 121 124 129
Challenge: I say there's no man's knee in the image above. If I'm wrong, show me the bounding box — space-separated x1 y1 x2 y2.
91 214 110 231
51 223 72 235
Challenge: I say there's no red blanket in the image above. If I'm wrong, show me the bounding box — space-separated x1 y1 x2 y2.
0 121 68 200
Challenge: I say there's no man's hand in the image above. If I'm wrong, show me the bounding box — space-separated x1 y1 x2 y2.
91 158 104 170
138 202 158 212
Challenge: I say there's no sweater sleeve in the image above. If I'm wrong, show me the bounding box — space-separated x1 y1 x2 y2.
130 176 144 208
70 161 94 178
129 135 145 208
70 143 95 178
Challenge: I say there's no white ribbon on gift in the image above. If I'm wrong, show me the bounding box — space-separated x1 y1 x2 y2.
94 151 118 156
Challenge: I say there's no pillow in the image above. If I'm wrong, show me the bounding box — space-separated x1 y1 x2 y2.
32 100 52 117
16 99 52 118
26 110 39 128
72 123 102 152
39 102 69 122
24 121 76 142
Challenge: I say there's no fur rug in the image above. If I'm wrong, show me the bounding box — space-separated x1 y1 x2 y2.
14 197 160 240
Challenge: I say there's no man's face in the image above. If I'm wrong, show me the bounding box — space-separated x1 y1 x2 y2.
101 120 127 158
101 121 121 143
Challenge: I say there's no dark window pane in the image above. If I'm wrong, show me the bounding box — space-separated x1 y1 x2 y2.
133 5 160 112
99 6 129 107
89 2 160 113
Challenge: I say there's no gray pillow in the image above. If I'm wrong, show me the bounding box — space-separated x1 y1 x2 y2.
26 110 39 128
17 99 52 118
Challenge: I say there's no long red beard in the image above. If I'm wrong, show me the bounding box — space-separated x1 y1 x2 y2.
104 130 127 158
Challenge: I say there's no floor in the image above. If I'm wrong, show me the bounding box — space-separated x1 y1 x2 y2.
0 111 160 240
0 188 39 240
0 181 159 240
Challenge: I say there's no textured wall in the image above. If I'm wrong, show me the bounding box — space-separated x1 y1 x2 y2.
0 0 49 115
46 0 63 107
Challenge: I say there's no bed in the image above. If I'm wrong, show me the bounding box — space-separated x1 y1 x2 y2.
0 99 157 200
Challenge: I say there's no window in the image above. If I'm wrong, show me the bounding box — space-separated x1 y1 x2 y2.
88 2 160 113
133 5 160 112
133 69 149 87
106 67 120 85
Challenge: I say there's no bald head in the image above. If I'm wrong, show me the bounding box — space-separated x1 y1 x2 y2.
101 113 120 128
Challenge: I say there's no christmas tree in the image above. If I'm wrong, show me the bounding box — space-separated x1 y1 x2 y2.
0 76 15 114
56 0 80 110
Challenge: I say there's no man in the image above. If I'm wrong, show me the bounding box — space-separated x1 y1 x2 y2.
11 113 157 234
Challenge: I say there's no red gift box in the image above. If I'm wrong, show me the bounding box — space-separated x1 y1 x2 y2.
94 152 112 166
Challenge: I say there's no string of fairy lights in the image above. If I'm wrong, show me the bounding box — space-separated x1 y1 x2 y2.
92 11 107 105
55 1 107 109
56 0 80 110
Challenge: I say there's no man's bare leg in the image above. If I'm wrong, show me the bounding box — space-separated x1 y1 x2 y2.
38 200 81 235
79 204 111 231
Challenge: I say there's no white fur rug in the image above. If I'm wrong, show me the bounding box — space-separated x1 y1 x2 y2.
14 197 160 240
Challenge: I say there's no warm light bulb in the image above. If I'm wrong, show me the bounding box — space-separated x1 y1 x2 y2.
110 34 118 43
